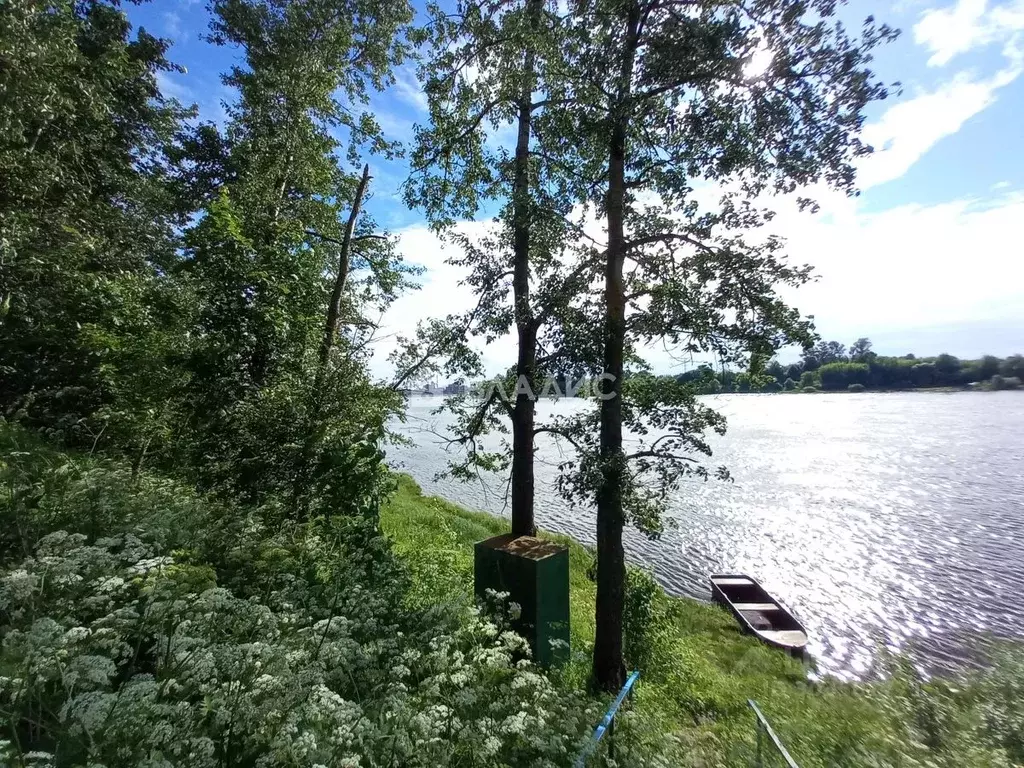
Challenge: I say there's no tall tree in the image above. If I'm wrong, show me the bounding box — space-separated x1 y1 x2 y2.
182 0 415 502
850 337 874 361
558 0 897 690
803 339 849 369
408 0 599 535
0 0 188 455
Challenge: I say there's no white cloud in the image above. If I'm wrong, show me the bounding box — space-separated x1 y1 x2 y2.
163 11 187 43
634 189 1024 368
391 67 428 112
155 70 194 104
368 221 512 378
914 0 1024 66
856 62 1020 189
777 191 1024 355
370 189 1024 378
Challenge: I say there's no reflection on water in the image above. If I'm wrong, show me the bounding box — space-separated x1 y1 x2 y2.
386 391 1024 680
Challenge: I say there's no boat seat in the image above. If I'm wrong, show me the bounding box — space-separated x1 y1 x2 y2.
734 603 780 612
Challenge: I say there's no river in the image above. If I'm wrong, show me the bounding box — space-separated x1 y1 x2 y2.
386 391 1024 680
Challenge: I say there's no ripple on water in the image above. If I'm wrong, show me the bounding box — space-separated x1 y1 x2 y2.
387 392 1024 679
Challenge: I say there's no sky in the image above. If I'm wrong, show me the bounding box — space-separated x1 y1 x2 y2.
130 0 1024 377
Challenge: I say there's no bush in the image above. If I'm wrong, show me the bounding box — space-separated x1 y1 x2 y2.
0 426 601 767
799 371 819 389
867 356 918 389
623 567 666 672
819 362 869 390
990 375 1022 390
848 383 866 392
783 378 797 391
801 386 819 393
765 381 783 392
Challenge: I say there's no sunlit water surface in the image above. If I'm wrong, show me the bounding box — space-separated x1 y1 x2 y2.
386 392 1024 679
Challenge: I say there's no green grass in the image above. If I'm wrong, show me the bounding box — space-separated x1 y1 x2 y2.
379 474 825 760
381 472 801 674
381 474 598 660
381 473 1024 767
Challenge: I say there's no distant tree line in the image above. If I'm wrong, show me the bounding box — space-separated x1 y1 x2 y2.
673 338 1024 393
469 339 1023 398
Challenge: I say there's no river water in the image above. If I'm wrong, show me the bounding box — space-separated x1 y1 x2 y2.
386 391 1024 679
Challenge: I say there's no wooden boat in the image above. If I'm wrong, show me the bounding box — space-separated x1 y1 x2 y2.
710 574 808 658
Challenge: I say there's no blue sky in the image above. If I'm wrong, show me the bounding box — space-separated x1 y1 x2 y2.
132 0 1024 374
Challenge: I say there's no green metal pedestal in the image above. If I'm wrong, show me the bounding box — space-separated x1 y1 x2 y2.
474 533 570 667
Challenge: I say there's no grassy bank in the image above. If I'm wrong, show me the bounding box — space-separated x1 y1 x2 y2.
382 474 1024 767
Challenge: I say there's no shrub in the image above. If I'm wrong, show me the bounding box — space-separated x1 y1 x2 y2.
911 362 937 387
801 386 819 393
0 426 602 767
819 362 869 390
783 378 797 391
623 566 665 672
990 375 1022 390
848 383 866 392
799 371 819 389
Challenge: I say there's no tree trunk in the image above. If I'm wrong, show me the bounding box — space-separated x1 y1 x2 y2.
320 163 371 369
292 164 372 520
511 323 537 536
509 0 542 537
593 2 640 694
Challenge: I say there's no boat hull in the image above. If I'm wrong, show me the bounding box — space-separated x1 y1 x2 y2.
710 574 808 659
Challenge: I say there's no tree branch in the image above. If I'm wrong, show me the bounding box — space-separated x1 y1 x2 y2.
306 229 387 247
532 425 585 453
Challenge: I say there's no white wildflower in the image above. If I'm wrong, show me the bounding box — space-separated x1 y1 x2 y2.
63 626 90 643
128 556 172 575
481 735 502 757
95 575 127 593
2 569 39 602
501 711 528 735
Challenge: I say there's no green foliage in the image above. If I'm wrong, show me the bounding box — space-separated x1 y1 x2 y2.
868 355 920 389
819 362 869 391
0 0 190 447
623 567 664 673
683 343 1024 394
802 341 848 371
849 337 874 362
848 383 867 393
783 378 797 391
704 378 723 394
179 0 419 506
1001 355 1024 379
801 386 819 393
0 426 602 767
4 0 1023 761
990 375 1022 391
799 371 820 389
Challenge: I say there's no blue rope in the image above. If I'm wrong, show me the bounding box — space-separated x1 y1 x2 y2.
573 671 640 768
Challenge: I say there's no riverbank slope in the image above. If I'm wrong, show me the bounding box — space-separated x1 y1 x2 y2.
382 474 1024 767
